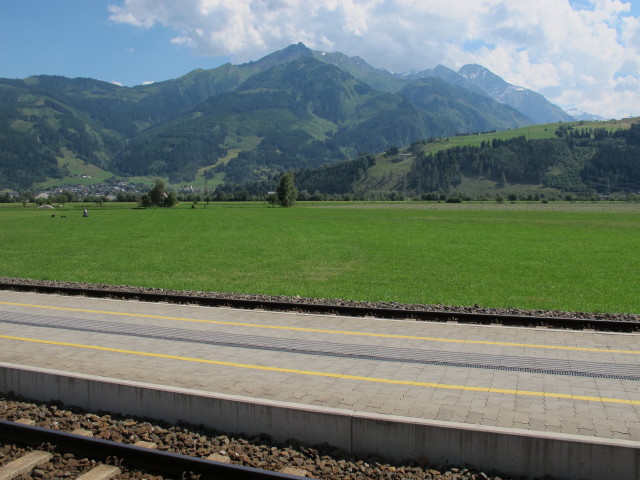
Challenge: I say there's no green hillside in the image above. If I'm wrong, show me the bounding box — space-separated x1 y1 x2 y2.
0 79 122 190
355 118 640 198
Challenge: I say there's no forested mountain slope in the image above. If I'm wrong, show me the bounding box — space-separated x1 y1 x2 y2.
0 79 121 189
1 44 543 190
406 124 640 195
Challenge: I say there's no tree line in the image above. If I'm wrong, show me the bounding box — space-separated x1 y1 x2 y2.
213 153 376 199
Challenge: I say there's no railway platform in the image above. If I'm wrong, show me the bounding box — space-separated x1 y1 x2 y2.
1 290 639 479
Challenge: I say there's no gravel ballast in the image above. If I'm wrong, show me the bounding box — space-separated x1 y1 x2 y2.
0 277 637 323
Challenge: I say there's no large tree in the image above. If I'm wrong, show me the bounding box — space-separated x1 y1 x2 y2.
141 179 177 207
276 173 297 207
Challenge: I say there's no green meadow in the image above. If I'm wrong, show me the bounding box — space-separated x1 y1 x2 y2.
1 201 638 314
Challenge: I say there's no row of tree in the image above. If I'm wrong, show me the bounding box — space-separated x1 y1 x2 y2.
139 175 297 208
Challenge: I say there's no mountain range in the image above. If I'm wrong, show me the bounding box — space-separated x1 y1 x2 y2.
404 64 575 125
0 42 578 191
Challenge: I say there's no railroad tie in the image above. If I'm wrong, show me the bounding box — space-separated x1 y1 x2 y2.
76 464 121 480
13 419 35 426
279 466 309 477
133 440 157 449
0 450 53 480
207 453 231 463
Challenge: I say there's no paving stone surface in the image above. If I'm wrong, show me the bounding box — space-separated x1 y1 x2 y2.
1 290 640 441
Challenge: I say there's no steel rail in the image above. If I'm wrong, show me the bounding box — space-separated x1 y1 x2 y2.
0 281 637 332
0 419 300 480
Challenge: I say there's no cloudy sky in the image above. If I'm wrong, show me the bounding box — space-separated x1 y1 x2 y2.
1 0 639 119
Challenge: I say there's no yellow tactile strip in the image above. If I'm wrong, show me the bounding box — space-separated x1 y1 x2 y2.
1 334 639 406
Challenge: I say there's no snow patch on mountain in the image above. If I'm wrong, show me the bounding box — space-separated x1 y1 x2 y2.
565 108 608 121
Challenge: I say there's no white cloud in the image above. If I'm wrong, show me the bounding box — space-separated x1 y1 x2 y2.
142 80 155 85
108 0 640 118
111 81 123 87
622 14 640 50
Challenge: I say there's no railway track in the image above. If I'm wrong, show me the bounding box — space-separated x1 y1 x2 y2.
0 279 638 332
0 419 304 480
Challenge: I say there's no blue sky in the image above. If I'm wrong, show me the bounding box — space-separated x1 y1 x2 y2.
0 0 229 86
1 0 639 118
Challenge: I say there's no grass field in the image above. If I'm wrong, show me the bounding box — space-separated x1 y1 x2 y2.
1 201 638 314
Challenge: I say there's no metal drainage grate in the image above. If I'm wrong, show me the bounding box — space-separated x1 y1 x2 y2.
1 310 639 381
